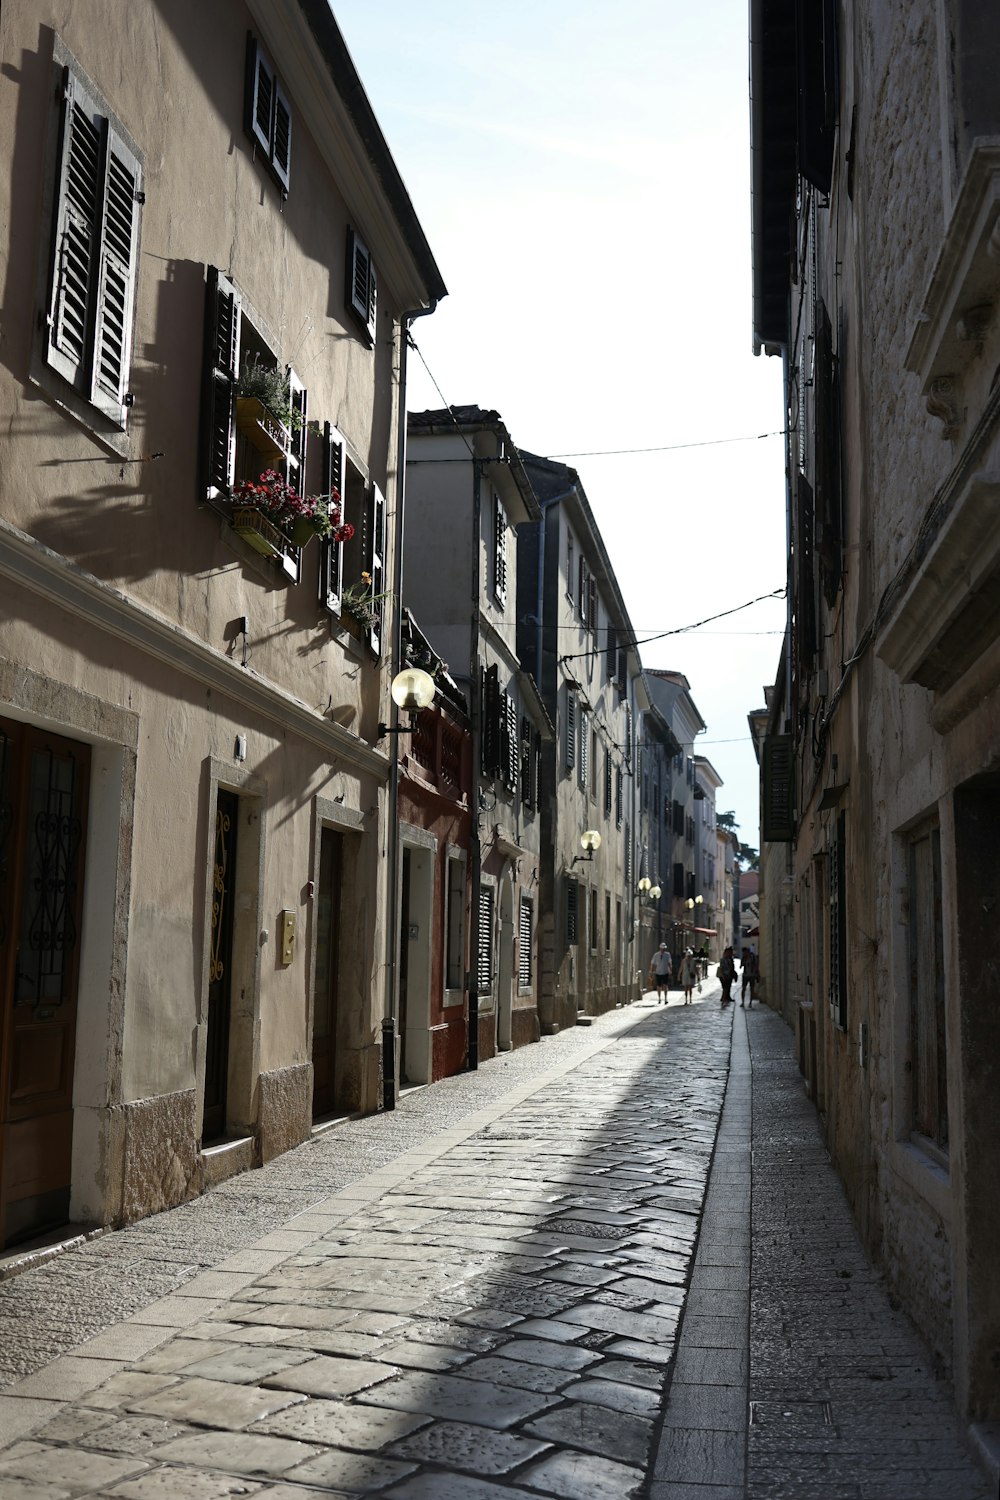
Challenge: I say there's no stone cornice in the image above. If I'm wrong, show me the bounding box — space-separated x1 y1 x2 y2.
0 518 389 779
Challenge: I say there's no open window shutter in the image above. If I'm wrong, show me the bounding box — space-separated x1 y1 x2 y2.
503 693 519 792
606 625 617 679
247 37 275 157
201 267 241 502
477 885 494 989
347 229 376 340
566 878 578 945
565 689 576 770
287 368 307 478
588 575 598 634
616 766 623 827
272 78 292 193
47 70 102 391
320 421 346 612
579 710 589 789
520 716 532 807
624 704 633 768
604 751 612 817
578 556 587 619
762 734 796 842
494 495 507 605
481 665 500 777
90 126 141 422
364 483 386 654
518 897 532 987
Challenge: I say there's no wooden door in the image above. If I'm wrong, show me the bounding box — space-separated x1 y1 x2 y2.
0 718 90 1248
398 849 411 1083
203 789 238 1142
311 828 342 1118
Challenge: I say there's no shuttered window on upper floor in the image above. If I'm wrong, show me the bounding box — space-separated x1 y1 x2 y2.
245 35 291 195
518 896 533 989
45 62 143 430
478 884 495 992
493 493 508 608
346 227 377 343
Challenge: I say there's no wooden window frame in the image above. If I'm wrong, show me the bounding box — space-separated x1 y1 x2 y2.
245 34 292 195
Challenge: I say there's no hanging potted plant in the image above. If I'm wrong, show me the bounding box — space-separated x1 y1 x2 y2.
342 571 394 628
232 470 353 557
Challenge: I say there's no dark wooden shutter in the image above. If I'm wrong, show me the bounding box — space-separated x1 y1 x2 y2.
288 370 307 473
565 689 576 770
201 268 241 502
566 535 574 602
762 734 795 842
320 421 346 612
616 646 627 700
606 625 617 679
518 897 532 988
47 69 102 391
604 750 612 817
814 301 843 607
366 484 386 655
673 862 685 897
272 78 292 193
90 127 141 421
624 704 633 768
481 665 501 777
566 877 578 945
477 885 494 989
588 575 598 634
615 766 623 827
520 715 532 808
578 556 587 619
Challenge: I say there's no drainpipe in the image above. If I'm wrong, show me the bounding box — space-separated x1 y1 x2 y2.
467 453 483 1071
382 301 437 1112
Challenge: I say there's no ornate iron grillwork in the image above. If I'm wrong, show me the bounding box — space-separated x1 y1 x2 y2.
16 746 83 1008
209 804 233 984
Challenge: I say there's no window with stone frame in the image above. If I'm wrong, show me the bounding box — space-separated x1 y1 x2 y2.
906 819 947 1153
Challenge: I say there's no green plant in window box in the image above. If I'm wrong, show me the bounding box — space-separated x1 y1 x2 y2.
236 356 302 432
342 571 394 627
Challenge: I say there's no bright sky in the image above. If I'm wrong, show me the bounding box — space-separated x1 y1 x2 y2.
333 0 787 848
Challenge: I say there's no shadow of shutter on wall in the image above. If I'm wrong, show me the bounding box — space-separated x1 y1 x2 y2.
321 421 346 612
201 268 241 502
91 128 141 422
762 734 795 842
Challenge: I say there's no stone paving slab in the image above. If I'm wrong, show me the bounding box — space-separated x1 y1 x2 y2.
0 989 990 1498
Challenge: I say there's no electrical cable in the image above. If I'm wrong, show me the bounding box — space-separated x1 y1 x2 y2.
543 431 787 459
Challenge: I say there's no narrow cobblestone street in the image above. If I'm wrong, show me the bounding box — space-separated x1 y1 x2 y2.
0 993 990 1499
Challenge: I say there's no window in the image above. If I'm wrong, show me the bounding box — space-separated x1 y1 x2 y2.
604 750 612 819
604 892 611 951
477 884 495 992
615 767 623 828
606 624 617 680
518 895 533 989
493 493 508 607
346 227 377 343
202 268 309 582
566 534 574 601
565 688 576 771
481 665 501 779
590 728 598 801
446 857 465 993
589 887 598 954
907 822 947 1150
566 877 579 946
319 422 346 613
245 35 291 194
520 717 537 810
43 56 143 429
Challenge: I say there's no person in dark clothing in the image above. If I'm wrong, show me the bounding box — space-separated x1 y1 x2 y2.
718 945 737 1004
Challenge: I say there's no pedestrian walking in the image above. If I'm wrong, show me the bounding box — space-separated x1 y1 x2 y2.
679 947 698 1004
649 942 673 1002
740 947 758 1006
718 944 737 1004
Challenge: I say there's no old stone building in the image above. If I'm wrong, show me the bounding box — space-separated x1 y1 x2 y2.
0 1 444 1247
752 0 1000 1427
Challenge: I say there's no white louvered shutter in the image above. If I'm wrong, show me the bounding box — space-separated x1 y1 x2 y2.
321 421 346 613
366 483 385 655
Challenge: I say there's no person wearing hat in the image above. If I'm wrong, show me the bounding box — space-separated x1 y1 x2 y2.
679 947 698 1004
650 942 672 1003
